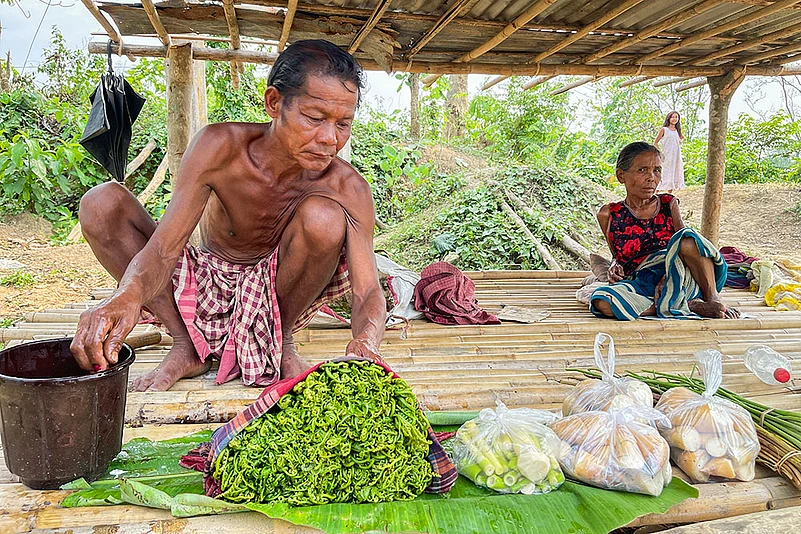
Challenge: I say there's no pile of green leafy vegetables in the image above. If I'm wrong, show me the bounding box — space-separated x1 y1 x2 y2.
214 360 434 505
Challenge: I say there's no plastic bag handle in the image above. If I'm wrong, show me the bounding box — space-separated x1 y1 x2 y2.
593 332 616 381
696 348 723 398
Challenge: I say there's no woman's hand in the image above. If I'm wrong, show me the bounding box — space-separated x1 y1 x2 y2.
607 262 624 283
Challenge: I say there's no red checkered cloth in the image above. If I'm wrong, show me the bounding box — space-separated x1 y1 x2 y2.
179 358 458 497
413 262 500 325
172 244 350 386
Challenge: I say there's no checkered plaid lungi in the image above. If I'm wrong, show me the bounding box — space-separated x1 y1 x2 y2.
172 244 350 386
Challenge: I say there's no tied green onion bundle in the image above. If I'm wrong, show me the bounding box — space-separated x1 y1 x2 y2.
213 361 434 505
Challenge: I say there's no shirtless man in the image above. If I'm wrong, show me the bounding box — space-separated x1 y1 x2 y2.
70 40 386 391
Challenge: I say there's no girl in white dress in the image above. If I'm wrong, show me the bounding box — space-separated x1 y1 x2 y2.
654 111 685 193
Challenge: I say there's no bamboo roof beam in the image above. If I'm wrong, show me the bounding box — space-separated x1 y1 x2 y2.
675 79 708 92
483 74 507 89
527 0 648 65
629 0 801 65
739 40 801 64
88 41 801 77
482 75 509 90
652 76 693 87
618 76 653 87
80 0 134 61
582 0 728 64
278 0 299 52
140 0 171 47
523 75 555 90
349 0 393 54
550 75 600 95
221 0 242 90
406 0 477 59
423 0 559 87
690 22 801 65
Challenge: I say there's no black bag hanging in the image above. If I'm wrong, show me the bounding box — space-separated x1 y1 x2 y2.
80 41 146 182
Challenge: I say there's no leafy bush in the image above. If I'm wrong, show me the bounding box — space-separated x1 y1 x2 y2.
0 271 36 288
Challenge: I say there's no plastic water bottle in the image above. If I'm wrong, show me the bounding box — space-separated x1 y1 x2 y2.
743 346 792 385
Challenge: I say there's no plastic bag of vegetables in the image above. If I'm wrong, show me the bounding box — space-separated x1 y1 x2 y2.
179 358 457 505
452 401 565 494
549 406 672 496
655 349 759 483
563 333 653 416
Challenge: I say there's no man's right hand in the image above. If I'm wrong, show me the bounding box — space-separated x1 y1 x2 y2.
607 262 624 283
71 294 141 372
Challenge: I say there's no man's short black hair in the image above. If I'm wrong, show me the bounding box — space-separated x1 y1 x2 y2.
267 40 365 106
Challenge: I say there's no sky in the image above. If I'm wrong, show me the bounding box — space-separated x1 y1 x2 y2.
1 0 798 122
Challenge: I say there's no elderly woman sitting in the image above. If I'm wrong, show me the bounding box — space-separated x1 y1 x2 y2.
590 142 739 320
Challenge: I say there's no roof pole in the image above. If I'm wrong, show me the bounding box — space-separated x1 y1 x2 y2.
701 69 745 245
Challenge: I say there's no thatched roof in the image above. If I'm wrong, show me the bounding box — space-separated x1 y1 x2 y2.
88 0 801 77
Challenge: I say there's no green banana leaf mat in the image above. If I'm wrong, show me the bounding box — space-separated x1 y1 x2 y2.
60 424 697 534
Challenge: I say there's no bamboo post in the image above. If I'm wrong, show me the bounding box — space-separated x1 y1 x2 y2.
166 42 194 182
278 0 299 52
192 58 208 133
701 70 745 245
409 73 420 139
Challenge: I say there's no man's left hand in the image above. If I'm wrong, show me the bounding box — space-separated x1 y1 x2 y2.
345 336 384 364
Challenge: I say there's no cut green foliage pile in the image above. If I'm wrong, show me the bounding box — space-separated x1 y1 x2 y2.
213 361 434 505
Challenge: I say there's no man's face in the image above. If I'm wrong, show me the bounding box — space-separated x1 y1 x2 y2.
267 74 358 171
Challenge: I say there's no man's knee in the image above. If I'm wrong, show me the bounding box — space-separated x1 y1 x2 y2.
79 182 132 234
292 197 346 252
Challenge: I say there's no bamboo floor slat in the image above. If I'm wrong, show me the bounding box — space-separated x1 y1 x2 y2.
2 271 801 532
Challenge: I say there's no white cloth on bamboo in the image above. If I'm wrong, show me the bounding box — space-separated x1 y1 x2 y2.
658 127 685 191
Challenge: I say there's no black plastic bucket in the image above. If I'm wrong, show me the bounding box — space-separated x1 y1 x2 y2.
0 338 134 489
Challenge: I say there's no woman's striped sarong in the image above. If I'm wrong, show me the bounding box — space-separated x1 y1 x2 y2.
590 228 727 320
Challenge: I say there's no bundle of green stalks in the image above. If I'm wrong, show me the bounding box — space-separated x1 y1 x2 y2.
574 368 801 489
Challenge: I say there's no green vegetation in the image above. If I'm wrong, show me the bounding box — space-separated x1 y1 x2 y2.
0 271 36 288
2 32 800 271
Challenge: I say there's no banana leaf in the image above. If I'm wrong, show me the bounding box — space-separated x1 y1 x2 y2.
60 431 212 507
59 426 698 533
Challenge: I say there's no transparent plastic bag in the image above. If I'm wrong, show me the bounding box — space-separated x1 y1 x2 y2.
563 333 654 416
549 406 672 496
452 401 565 494
655 349 760 483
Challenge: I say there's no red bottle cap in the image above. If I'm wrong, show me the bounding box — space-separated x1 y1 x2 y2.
774 368 791 383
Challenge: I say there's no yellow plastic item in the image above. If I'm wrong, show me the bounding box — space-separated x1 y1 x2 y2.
764 283 801 311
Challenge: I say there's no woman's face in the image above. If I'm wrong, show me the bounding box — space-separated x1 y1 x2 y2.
669 113 679 125
616 151 662 199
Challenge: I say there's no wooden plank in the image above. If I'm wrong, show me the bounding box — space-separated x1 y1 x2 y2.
140 0 171 46
406 0 478 59
348 0 392 55
278 0 298 52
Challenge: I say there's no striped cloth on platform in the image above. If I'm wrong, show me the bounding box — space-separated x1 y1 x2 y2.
179 359 458 497
172 244 350 386
590 228 727 320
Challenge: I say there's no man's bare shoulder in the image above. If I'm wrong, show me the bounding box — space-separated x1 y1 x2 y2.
194 122 265 149
329 157 371 197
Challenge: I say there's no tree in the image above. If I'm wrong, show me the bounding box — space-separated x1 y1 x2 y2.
444 74 468 140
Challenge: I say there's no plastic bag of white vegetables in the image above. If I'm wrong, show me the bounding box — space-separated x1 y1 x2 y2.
549 406 672 496
655 349 759 483
452 401 565 494
563 333 653 416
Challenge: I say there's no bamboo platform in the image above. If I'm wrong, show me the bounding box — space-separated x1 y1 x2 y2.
2 270 801 533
